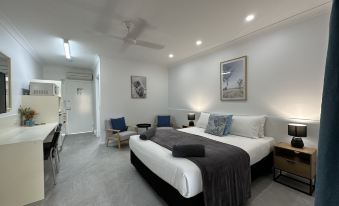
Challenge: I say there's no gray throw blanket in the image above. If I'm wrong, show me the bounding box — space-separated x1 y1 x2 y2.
151 129 251 206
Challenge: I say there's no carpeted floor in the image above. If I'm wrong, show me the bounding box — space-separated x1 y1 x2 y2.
30 133 314 206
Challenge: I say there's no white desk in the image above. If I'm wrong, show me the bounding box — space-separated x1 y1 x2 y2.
0 123 58 206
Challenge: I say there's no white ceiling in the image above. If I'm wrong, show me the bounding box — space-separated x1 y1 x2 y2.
0 0 331 69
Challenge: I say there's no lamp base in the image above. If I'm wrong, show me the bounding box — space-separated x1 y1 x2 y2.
291 137 304 148
189 121 195 127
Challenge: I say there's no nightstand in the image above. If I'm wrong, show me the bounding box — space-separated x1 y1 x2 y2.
273 142 316 195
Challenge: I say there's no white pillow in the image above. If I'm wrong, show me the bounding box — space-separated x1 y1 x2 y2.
258 115 267 138
196 112 210 129
230 115 266 139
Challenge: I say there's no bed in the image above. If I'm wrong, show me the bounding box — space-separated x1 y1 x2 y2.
129 126 275 205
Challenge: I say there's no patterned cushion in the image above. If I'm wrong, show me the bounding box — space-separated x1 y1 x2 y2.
205 114 228 136
223 115 233 135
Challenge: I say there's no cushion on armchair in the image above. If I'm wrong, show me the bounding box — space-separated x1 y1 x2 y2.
111 117 128 132
157 115 171 127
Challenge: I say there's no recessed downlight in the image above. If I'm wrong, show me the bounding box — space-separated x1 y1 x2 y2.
245 14 255 22
168 53 174 58
196 40 202 46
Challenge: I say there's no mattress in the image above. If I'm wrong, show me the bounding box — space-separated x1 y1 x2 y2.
129 127 275 198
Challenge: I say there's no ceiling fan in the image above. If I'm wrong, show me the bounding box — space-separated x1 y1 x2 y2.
109 19 165 50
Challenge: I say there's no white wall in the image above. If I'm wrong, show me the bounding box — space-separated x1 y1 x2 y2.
168 13 330 147
100 58 168 142
0 17 42 121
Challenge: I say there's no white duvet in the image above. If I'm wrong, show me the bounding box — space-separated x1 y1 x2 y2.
129 127 275 198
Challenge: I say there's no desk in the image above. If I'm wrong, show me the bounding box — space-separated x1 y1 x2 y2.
0 123 58 206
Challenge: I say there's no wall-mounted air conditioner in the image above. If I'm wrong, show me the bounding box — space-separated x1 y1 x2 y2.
66 72 93 81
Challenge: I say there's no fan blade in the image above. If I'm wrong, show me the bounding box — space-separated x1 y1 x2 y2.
134 39 165 50
125 18 147 40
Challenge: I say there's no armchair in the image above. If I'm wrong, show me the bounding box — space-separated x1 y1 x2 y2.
105 117 137 149
154 115 177 129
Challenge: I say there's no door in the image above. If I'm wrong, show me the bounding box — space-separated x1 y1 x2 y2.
65 80 94 134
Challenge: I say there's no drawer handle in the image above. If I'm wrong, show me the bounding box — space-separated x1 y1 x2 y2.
286 160 296 164
294 151 300 154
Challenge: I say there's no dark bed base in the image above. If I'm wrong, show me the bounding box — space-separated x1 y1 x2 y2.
131 151 273 206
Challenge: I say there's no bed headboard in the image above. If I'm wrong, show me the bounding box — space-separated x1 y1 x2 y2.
169 108 320 148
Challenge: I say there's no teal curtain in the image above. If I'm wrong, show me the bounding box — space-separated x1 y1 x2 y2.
315 1 339 205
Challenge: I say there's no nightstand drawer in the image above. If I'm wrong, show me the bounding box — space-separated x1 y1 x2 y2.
274 156 311 178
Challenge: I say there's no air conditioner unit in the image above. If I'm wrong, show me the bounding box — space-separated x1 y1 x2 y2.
66 72 93 81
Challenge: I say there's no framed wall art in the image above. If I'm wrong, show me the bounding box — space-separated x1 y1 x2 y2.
220 56 247 101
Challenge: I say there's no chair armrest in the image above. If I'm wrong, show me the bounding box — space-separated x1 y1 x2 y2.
106 128 120 134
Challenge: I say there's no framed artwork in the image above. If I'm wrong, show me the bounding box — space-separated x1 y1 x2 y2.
220 56 247 101
131 76 147 98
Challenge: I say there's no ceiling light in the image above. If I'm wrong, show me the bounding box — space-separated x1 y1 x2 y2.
63 40 71 60
245 14 255 22
168 54 174 58
196 40 202 46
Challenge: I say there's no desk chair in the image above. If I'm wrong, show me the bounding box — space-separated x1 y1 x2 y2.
43 125 61 185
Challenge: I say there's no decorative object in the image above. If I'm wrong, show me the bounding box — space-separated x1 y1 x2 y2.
220 56 247 100
223 115 233 135
131 76 147 98
288 123 307 148
157 115 171 127
18 106 37 127
188 113 195 126
22 88 30 95
154 115 176 129
205 114 228 136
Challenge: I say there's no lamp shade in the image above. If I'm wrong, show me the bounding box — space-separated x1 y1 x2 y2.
188 113 195 120
288 123 307 137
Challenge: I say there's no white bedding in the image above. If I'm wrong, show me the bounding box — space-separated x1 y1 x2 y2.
129 127 275 198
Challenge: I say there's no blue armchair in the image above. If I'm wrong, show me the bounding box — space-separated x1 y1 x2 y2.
105 117 137 149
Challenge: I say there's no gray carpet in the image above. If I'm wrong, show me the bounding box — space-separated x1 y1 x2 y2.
30 133 314 206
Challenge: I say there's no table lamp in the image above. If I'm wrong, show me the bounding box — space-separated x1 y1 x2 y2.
188 113 195 126
288 123 307 148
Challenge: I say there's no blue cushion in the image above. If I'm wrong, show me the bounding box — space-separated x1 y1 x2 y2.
223 115 233 135
157 115 171 127
111 117 127 132
205 114 228 136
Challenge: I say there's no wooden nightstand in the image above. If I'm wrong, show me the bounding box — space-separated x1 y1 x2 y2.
273 142 317 195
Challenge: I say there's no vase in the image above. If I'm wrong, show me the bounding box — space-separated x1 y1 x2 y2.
20 115 24 126
24 119 34 127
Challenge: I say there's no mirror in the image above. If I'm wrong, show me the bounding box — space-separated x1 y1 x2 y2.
0 52 11 113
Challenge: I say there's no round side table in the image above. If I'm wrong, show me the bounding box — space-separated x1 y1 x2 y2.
136 123 152 133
